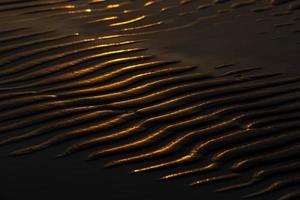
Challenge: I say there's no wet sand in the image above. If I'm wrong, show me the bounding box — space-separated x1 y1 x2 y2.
0 0 300 200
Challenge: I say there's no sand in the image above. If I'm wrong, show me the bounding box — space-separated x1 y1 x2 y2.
0 0 299 200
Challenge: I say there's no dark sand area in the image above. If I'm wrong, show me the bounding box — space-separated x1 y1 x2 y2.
0 0 300 200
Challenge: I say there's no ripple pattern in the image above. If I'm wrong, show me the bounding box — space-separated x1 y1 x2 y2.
0 0 299 200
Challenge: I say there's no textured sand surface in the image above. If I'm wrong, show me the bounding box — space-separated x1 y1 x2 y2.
0 1 300 200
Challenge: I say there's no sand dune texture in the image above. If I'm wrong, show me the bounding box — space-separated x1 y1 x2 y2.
0 0 300 199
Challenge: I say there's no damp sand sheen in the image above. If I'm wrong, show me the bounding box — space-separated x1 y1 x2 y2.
0 0 300 200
